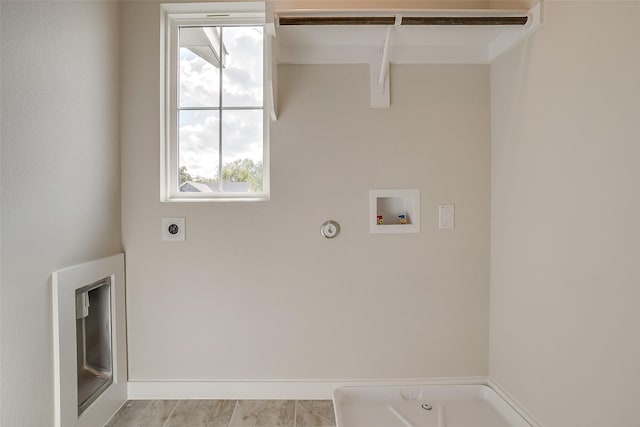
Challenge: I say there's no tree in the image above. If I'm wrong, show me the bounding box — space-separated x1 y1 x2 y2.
180 166 215 185
180 160 263 191
221 158 263 191
179 166 193 185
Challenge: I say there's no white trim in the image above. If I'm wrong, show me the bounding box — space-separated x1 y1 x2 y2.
488 378 544 427
127 377 542 425
162 2 265 18
52 254 127 427
127 377 488 400
160 3 269 202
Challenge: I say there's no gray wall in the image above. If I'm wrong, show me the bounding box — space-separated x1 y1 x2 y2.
0 2 121 425
122 1 490 384
490 2 640 426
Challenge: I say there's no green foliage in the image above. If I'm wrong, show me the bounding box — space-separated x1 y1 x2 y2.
180 165 215 185
221 158 263 192
179 166 192 185
180 159 263 191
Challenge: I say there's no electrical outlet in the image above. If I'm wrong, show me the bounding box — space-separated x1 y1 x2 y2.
161 218 186 241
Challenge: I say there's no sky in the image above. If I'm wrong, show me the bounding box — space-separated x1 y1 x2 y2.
178 26 263 182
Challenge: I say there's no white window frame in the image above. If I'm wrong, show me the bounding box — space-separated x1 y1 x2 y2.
161 2 270 202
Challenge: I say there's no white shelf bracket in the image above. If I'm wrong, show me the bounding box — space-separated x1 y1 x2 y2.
378 26 392 92
266 2 278 120
266 33 278 120
371 23 395 108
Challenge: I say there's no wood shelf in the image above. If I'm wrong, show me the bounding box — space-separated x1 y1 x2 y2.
267 2 542 112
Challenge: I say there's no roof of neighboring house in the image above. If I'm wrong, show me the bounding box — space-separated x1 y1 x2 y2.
180 181 251 193
179 182 213 193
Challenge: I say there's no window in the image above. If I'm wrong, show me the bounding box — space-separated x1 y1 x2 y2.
161 3 269 201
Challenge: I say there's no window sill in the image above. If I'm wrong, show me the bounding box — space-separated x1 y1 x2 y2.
162 195 270 203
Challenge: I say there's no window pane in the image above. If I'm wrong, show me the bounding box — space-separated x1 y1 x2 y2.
179 27 221 108
179 110 220 192
222 26 263 107
221 110 263 192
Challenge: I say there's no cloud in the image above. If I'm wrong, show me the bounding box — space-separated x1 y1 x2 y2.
178 26 264 180
222 27 263 107
179 111 219 179
179 49 220 107
222 110 263 163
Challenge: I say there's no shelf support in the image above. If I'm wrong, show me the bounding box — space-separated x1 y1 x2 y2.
265 32 278 120
371 20 397 108
377 26 391 92
266 3 278 120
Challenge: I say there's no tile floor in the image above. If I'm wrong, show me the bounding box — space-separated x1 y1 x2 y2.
105 399 336 427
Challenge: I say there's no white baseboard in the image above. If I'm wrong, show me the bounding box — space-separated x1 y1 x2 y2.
487 378 543 427
128 376 540 426
127 376 489 400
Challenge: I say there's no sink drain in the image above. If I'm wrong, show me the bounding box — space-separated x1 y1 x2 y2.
421 403 432 411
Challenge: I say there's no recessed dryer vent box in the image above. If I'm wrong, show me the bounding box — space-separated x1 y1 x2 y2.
370 189 420 234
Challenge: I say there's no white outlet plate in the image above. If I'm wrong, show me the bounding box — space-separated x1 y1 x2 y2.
161 217 186 241
439 204 455 229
